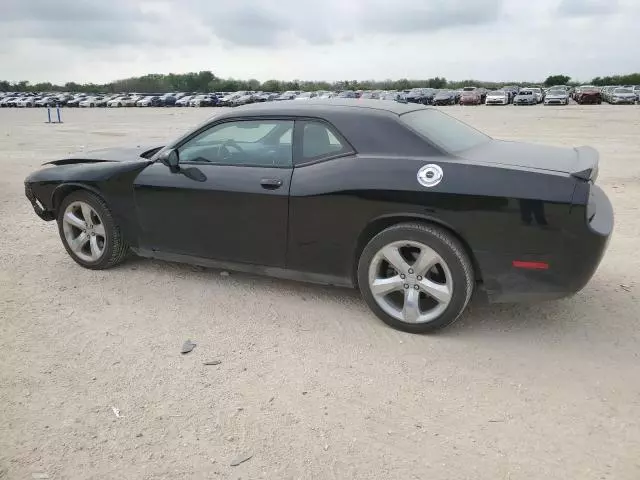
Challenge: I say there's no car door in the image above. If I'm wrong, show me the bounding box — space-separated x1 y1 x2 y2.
133 118 295 267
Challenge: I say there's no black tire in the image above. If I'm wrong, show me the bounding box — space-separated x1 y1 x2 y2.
357 222 474 333
57 190 129 270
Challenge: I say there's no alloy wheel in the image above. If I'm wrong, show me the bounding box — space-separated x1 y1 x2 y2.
62 201 106 262
368 240 453 324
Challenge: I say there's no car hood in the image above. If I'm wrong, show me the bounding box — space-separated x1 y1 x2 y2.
44 145 163 166
462 139 598 180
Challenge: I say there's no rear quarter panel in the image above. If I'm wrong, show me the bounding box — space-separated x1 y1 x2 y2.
287 154 577 290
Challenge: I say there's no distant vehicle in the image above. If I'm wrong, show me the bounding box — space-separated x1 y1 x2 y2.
405 88 435 105
608 87 636 104
35 96 58 107
294 92 318 100
0 96 18 107
459 90 481 105
218 92 244 106
513 89 537 106
524 87 543 103
188 94 217 107
16 97 36 107
79 96 104 108
175 95 195 107
316 91 336 99
336 90 357 99
359 91 380 100
275 91 298 101
573 86 601 105
485 90 510 105
544 88 570 105
159 95 177 106
230 94 257 107
136 96 164 107
462 86 487 103
106 96 130 107
432 90 458 106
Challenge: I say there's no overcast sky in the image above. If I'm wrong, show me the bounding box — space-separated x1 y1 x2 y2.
1 0 638 84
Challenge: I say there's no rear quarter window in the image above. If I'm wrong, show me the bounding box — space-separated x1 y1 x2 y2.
401 109 491 154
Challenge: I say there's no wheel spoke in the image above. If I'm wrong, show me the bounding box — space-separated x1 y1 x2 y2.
418 278 451 304
81 204 94 225
402 288 421 323
64 211 86 230
89 235 101 259
412 248 439 276
69 232 89 253
93 223 105 237
381 245 410 274
371 276 404 296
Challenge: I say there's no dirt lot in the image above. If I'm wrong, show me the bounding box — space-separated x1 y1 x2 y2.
1 105 639 480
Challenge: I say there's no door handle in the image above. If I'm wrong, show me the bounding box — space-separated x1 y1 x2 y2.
260 178 283 190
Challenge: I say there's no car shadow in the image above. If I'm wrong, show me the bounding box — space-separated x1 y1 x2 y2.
119 256 608 340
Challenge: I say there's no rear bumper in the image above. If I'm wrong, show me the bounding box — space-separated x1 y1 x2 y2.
477 185 613 303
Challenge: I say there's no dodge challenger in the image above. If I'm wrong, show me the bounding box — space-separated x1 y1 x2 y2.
24 100 613 333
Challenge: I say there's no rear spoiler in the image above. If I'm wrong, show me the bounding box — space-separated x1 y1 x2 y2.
571 146 599 182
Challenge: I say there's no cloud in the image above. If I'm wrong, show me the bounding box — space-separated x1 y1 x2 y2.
557 0 619 16
0 0 637 84
358 0 503 34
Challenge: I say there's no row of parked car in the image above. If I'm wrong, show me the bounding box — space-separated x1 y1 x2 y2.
2 85 639 109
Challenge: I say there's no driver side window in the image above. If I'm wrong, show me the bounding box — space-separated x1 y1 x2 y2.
178 120 294 167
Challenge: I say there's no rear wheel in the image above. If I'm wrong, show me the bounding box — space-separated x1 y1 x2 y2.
57 191 129 270
358 223 474 333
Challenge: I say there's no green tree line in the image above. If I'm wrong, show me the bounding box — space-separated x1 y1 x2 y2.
1 72 638 94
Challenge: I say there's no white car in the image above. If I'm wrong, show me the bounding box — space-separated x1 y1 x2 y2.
524 87 544 103
16 97 35 107
294 92 317 100
107 96 128 107
79 96 99 107
485 91 509 105
175 95 194 107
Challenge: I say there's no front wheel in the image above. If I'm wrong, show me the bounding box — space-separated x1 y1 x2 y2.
358 223 474 333
57 190 129 270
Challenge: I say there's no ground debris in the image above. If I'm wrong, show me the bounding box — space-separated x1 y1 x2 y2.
204 360 221 366
111 406 121 418
181 340 196 354
230 452 253 466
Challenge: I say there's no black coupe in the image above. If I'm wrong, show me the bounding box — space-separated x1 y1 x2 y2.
24 100 613 333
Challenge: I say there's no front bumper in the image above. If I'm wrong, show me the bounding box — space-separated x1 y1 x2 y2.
24 183 55 221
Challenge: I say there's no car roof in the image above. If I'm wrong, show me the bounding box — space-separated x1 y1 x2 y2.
228 99 427 117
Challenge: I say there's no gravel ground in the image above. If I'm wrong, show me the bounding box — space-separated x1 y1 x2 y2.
1 105 639 480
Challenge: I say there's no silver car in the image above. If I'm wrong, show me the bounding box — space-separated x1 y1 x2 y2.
609 87 636 104
544 89 569 105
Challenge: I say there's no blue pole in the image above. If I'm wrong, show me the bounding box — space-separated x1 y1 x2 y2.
46 108 51 123
56 105 62 123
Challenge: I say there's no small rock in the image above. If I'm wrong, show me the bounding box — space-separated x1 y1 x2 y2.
111 406 121 418
230 452 253 466
32 474 50 479
268 397 275 403
323 444 329 451
620 284 632 292
220 271 230 277
181 340 196 354
204 360 221 366
302 391 308 396
136 433 143 438
91 376 97 381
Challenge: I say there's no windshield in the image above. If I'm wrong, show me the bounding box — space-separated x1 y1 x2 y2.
488 91 505 96
615 88 632 93
519 91 532 95
547 89 565 95
401 109 491 153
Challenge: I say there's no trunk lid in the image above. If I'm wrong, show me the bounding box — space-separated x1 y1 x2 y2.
461 140 599 181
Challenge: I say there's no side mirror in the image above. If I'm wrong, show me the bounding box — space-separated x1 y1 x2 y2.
159 148 179 173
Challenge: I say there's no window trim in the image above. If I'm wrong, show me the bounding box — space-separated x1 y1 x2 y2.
293 118 356 167
175 117 296 169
